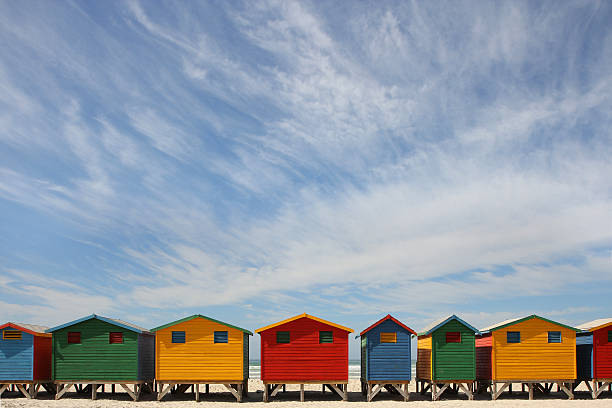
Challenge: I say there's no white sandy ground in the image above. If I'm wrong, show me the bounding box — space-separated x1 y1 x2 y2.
0 380 611 407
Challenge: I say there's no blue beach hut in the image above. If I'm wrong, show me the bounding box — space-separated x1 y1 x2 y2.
0 322 53 398
359 315 416 401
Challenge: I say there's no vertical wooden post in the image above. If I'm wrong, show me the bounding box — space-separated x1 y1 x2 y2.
508 383 512 394
206 384 209 394
195 384 199 402
528 383 533 400
237 383 243 403
322 384 325 394
92 383 97 400
300 384 304 402
492 382 497 400
263 384 269 402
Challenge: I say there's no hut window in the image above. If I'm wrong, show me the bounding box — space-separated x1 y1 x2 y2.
446 332 461 343
319 331 333 343
172 331 186 343
547 331 562 343
507 331 521 343
2 330 22 340
380 332 397 343
67 332 81 344
608 331 612 343
214 331 228 343
276 331 290 344
109 332 123 344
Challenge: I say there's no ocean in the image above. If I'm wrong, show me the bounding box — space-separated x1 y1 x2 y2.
249 360 417 379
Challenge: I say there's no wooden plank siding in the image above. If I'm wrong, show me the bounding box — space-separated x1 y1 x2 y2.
243 332 249 380
155 317 246 381
363 319 412 381
52 319 140 381
593 327 612 379
137 334 155 381
475 334 492 380
491 318 576 380
417 335 432 380
0 328 33 380
259 316 350 382
416 348 431 380
431 319 476 381
33 335 52 380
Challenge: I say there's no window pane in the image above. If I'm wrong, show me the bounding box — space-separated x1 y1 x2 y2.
172 331 186 343
608 330 612 343
276 331 290 344
547 331 561 343
446 332 461 343
507 331 520 343
214 331 229 343
319 331 333 343
380 332 397 343
67 332 81 344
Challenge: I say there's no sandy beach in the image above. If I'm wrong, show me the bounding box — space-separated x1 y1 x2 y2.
1 380 611 407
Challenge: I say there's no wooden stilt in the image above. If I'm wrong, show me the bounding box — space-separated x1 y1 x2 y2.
300 383 304 402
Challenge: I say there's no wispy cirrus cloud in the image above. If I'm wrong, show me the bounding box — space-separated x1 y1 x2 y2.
0 0 610 348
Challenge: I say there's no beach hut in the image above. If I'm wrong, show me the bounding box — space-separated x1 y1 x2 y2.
475 315 578 400
256 313 353 402
416 315 478 401
46 314 154 401
359 314 416 401
0 322 53 398
151 314 252 402
576 318 612 399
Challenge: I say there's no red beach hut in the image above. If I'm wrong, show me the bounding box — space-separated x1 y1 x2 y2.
255 313 353 402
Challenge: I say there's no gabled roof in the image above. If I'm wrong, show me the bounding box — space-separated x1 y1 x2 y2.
255 313 353 334
360 314 416 336
418 315 479 336
46 314 151 334
0 322 51 337
150 314 252 335
480 315 579 333
577 318 612 332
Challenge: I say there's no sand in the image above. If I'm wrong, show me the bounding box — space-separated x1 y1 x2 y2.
0 380 611 407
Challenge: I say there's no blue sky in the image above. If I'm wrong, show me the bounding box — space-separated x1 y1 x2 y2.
0 0 611 359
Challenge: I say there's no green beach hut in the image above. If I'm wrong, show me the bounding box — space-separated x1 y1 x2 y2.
416 315 479 401
47 314 154 401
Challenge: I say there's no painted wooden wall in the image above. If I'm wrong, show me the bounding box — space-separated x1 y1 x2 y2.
576 333 593 380
260 317 348 381
137 334 155 380
593 327 612 379
155 317 246 381
475 334 492 380
52 319 145 381
431 319 475 381
363 319 411 381
33 335 52 380
491 318 576 380
416 335 432 380
0 328 33 380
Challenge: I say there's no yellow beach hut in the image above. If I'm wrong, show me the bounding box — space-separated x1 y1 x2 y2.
151 315 252 402
475 315 578 400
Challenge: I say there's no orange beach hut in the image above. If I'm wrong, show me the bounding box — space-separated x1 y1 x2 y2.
151 315 252 402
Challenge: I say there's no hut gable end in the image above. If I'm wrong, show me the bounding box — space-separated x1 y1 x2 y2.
258 314 352 382
154 315 247 381
50 316 147 381
362 317 412 381
488 316 576 380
